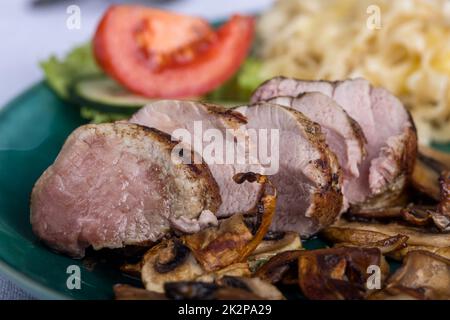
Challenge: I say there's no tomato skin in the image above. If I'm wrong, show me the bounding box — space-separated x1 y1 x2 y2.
93 5 255 98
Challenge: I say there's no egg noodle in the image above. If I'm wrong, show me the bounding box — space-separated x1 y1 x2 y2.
257 0 450 144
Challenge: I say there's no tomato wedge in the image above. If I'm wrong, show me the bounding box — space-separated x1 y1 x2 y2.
93 5 255 98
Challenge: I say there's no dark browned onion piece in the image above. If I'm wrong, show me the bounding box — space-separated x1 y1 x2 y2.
401 205 433 226
412 152 448 201
164 281 219 300
263 231 286 241
346 206 404 220
297 247 388 300
255 250 303 284
114 284 167 300
163 279 270 300
219 276 251 291
233 172 261 184
438 171 450 214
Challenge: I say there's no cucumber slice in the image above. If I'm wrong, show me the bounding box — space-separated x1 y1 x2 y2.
70 76 156 114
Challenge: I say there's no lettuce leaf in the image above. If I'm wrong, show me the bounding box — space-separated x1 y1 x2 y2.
40 43 101 99
80 107 129 124
206 57 264 102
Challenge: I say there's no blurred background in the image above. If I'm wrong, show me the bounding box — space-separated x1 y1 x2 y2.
0 0 273 107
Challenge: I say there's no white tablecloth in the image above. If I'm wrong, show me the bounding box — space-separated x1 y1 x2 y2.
0 0 273 300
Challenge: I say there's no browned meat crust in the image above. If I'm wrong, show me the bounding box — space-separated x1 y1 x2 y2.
285 108 343 231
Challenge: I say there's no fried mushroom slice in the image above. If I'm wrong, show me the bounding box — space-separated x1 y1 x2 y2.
183 173 277 272
195 263 251 283
412 150 449 201
217 276 285 300
419 146 450 168
401 171 450 231
388 246 450 261
164 281 221 300
346 206 404 220
254 250 304 284
248 232 302 271
333 234 409 255
429 171 450 231
370 251 450 300
297 247 389 300
140 239 204 293
323 219 450 260
163 276 285 300
114 277 285 300
182 214 253 272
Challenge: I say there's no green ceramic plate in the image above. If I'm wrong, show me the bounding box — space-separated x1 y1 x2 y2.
0 82 449 300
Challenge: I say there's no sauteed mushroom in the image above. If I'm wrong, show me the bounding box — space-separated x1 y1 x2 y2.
164 281 221 300
346 206 404 220
419 146 450 168
163 276 285 300
370 251 450 300
248 232 302 271
196 263 251 282
140 239 204 293
400 171 450 231
182 214 253 272
183 173 277 271
412 149 449 201
297 247 389 300
333 234 409 254
217 276 285 300
254 250 303 284
429 171 450 231
322 219 450 260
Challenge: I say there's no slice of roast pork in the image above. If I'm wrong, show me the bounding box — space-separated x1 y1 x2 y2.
265 93 367 208
30 123 221 258
252 77 417 208
235 103 343 237
130 100 263 218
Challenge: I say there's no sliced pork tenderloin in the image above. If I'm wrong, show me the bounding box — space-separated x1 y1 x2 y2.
265 93 367 208
130 100 263 218
252 77 417 208
30 123 221 258
235 103 343 237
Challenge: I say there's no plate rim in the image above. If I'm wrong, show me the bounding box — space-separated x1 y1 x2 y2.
0 81 46 117
0 81 71 300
